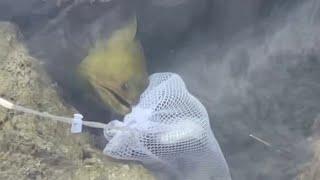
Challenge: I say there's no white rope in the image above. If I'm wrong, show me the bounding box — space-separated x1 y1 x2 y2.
0 97 107 129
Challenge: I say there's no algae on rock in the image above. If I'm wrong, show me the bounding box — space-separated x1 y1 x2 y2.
0 21 154 180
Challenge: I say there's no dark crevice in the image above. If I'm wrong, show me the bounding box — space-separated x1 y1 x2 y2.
0 113 11 130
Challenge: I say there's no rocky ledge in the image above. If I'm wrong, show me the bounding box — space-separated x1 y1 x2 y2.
0 22 154 180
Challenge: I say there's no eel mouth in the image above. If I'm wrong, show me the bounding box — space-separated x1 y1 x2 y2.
97 83 132 114
103 85 131 108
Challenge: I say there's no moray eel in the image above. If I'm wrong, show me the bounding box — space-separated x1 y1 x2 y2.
78 17 148 115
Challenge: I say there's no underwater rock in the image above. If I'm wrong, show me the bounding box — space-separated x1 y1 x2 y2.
0 21 154 180
298 142 320 180
298 115 320 180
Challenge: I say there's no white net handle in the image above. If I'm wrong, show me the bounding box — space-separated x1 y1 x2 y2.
0 97 129 133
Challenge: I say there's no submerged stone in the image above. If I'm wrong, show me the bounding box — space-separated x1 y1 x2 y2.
0 21 154 180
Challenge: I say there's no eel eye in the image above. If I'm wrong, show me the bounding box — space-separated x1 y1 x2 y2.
121 83 129 91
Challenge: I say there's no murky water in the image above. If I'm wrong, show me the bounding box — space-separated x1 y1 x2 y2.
0 0 320 179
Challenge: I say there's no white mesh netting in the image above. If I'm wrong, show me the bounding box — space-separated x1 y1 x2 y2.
103 73 232 180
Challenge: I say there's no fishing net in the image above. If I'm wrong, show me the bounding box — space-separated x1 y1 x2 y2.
103 73 231 180
0 72 231 179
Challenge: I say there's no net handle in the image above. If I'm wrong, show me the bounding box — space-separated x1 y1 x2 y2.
0 97 107 129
